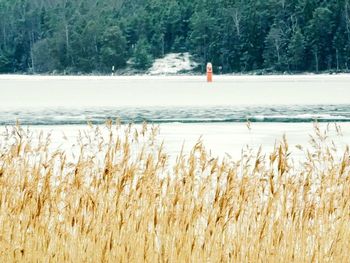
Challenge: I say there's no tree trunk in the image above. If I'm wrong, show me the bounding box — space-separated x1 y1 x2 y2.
65 24 69 59
336 49 339 71
346 0 350 46
161 35 165 57
2 25 6 50
30 47 35 73
30 31 35 73
232 9 241 37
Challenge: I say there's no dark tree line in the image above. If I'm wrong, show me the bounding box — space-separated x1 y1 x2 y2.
1 0 350 74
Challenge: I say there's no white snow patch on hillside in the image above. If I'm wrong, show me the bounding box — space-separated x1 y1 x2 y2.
148 53 198 75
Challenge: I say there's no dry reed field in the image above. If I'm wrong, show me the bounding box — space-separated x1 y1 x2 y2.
0 122 349 262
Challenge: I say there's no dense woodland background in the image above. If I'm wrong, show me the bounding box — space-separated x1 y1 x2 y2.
0 0 350 74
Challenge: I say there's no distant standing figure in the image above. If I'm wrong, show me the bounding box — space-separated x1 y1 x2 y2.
112 66 115 76
218 66 223 75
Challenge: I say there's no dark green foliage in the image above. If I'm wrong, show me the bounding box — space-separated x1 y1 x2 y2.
263 25 286 70
0 51 13 73
288 28 306 71
100 26 127 70
32 39 55 73
132 38 153 70
0 0 349 74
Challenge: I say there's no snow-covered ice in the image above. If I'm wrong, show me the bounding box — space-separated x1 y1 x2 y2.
1 75 350 108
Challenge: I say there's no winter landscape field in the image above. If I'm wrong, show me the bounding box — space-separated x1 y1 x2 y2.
2 0 350 261
0 74 350 261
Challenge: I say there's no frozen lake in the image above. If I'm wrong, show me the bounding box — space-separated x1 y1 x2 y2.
1 75 350 159
1 75 350 107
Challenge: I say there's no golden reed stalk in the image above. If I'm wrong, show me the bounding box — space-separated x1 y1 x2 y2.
0 123 349 262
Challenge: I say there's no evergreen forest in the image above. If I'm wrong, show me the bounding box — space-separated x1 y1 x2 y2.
1 0 350 74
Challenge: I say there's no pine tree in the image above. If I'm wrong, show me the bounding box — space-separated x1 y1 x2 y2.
263 25 285 70
100 26 127 70
307 7 335 71
288 27 305 71
132 38 153 70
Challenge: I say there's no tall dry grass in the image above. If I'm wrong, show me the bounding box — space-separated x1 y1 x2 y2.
0 122 349 262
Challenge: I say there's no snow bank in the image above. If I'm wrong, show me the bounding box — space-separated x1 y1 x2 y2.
148 53 198 75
